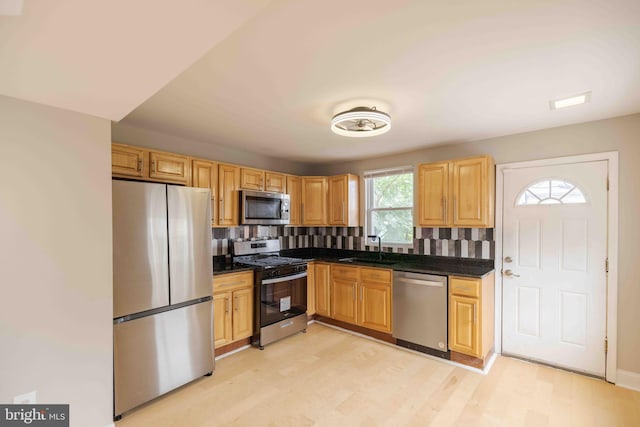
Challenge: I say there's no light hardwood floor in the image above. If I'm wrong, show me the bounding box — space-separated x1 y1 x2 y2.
117 323 640 426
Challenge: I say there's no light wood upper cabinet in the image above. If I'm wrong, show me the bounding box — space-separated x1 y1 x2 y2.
417 155 495 228
149 151 190 185
315 263 331 317
240 167 265 191
218 164 240 226
265 172 286 193
212 271 254 349
112 143 190 185
417 161 450 226
301 177 328 225
192 159 218 226
451 156 494 227
448 273 494 359
286 175 302 226
112 143 147 179
328 174 359 226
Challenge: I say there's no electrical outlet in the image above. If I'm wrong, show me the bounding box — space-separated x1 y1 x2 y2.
14 390 37 404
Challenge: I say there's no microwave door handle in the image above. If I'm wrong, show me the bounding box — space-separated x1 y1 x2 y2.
261 271 307 285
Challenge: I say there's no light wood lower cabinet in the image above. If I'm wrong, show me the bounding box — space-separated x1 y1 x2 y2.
314 263 331 317
306 262 316 316
329 264 392 333
448 273 495 359
212 271 253 349
358 268 392 333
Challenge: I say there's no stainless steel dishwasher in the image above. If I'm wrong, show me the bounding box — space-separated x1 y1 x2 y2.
392 271 449 358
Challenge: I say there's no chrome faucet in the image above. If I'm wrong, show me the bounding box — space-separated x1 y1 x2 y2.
368 235 382 260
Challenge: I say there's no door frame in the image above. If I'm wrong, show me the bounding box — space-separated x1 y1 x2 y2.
495 152 618 383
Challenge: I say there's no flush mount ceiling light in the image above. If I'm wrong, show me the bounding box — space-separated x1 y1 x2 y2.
331 106 391 137
549 91 591 110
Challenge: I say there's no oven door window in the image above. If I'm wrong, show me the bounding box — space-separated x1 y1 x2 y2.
261 275 307 327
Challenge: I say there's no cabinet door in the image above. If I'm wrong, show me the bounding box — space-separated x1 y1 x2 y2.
286 175 302 225
449 294 480 357
192 159 218 226
149 151 190 184
218 164 240 226
358 281 392 333
301 177 327 225
306 262 316 316
240 168 265 190
328 175 348 225
452 156 494 227
331 277 358 324
232 287 253 341
213 292 232 349
265 172 286 193
417 161 450 226
112 143 147 178
328 174 359 226
315 263 331 316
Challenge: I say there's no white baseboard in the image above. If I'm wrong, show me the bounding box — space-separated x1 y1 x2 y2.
616 369 640 392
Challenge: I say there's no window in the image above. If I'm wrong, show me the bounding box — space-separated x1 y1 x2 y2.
364 166 414 244
517 179 587 206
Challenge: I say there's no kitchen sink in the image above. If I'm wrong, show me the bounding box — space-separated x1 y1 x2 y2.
338 257 397 265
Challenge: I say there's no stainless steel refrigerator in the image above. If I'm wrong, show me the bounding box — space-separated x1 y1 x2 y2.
112 180 213 420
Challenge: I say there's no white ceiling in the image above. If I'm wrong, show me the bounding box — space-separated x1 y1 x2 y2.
3 1 640 163
0 0 272 120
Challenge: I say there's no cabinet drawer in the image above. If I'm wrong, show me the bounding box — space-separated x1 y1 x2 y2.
213 271 254 293
360 267 391 284
450 277 480 298
331 265 359 280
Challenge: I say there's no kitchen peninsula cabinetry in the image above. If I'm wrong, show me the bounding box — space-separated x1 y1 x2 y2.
328 174 359 226
111 143 190 185
329 264 392 333
213 271 254 349
417 155 495 227
191 159 218 226
314 263 331 317
448 272 495 363
301 177 328 225
218 164 240 226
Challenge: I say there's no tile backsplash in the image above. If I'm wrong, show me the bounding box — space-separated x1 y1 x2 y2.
212 225 495 260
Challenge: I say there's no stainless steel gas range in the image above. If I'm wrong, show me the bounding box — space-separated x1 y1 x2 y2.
232 240 308 349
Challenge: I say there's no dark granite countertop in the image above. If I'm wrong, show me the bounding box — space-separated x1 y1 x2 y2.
213 257 255 276
279 248 495 278
213 249 495 278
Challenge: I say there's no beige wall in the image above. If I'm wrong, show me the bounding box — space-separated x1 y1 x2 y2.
316 113 640 374
0 96 113 426
112 121 310 175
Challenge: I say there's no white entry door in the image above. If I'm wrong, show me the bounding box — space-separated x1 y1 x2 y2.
501 160 608 376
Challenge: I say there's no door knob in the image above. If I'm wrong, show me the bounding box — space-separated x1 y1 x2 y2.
504 256 513 263
503 269 520 278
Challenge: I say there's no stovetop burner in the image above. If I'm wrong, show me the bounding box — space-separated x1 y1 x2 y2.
234 255 306 268
231 239 305 269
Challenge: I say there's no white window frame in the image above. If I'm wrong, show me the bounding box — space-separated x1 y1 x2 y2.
364 166 414 246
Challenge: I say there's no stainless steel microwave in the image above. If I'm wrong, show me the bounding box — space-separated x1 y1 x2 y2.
240 190 290 225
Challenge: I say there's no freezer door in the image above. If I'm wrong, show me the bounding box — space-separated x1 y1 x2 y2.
113 180 169 318
168 186 213 304
113 300 214 417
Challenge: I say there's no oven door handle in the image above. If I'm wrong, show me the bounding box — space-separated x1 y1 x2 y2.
261 271 307 285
